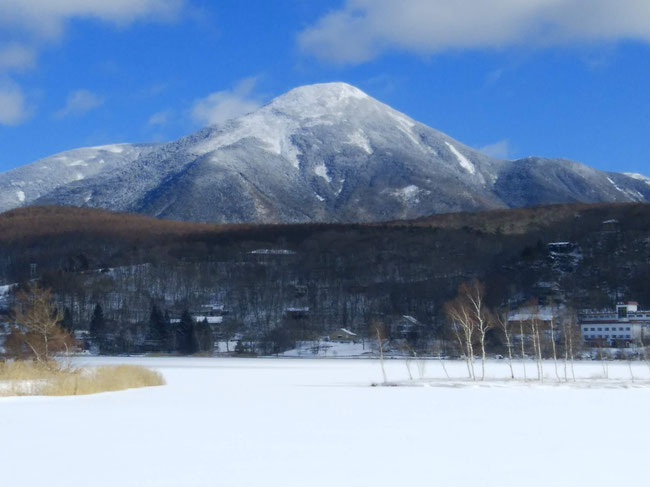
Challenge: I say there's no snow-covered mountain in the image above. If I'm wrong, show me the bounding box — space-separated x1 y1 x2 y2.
1 82 649 222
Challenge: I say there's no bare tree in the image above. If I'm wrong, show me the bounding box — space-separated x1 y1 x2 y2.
559 309 578 382
465 280 492 380
399 342 414 380
445 280 492 380
428 340 448 379
371 320 388 384
445 290 476 380
634 330 650 375
597 342 609 379
524 299 544 382
450 314 473 379
549 306 561 382
11 284 75 367
496 308 515 379
518 319 527 381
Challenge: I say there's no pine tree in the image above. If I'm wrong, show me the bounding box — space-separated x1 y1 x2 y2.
89 303 106 352
176 309 198 355
195 318 214 354
147 305 168 351
60 307 74 333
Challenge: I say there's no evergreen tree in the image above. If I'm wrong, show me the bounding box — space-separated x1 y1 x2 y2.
195 318 214 354
234 339 247 355
147 305 169 351
89 303 106 352
60 307 74 333
176 309 198 355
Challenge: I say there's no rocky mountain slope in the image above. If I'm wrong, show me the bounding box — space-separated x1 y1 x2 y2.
1 82 649 223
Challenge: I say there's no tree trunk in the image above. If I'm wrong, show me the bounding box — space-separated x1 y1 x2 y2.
479 334 487 381
504 325 514 379
568 322 576 382
550 318 560 382
519 320 527 382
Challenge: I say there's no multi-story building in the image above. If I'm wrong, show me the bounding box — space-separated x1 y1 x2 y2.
579 301 650 347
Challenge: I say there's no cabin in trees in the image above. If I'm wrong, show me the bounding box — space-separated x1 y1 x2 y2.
390 315 425 338
170 303 227 328
579 301 650 347
328 328 358 343
507 306 556 327
506 305 563 343
193 303 227 325
284 307 310 320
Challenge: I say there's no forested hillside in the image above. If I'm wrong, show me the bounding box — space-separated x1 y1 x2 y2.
1 203 649 353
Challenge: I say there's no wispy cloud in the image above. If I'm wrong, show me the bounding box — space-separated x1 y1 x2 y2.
485 68 505 86
148 110 171 126
191 77 262 126
479 139 511 159
0 78 31 125
0 0 185 126
0 43 36 71
0 43 36 125
0 0 184 40
54 89 104 119
299 0 650 64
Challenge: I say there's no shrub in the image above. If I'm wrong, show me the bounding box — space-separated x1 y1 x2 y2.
0 361 165 397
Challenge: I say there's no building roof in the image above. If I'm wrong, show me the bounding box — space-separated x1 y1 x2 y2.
339 328 357 336
249 249 296 255
508 306 555 322
194 316 224 324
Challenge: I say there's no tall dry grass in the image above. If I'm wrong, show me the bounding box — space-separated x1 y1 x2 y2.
0 361 165 397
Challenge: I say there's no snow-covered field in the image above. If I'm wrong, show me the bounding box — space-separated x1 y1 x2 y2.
2 358 650 487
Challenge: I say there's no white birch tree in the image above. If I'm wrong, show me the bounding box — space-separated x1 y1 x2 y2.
496 308 515 379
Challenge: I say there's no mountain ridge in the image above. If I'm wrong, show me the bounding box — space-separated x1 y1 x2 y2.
1 82 649 223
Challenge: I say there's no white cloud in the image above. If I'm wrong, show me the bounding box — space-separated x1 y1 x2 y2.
54 89 104 118
148 110 170 126
0 1 184 126
0 43 36 71
299 0 650 63
479 139 510 159
0 79 31 125
191 77 261 126
0 0 183 39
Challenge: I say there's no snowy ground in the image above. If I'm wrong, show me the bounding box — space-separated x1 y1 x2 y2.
2 358 650 487
280 339 370 357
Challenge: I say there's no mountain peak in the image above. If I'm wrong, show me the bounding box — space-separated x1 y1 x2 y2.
3 81 650 222
283 82 369 100
266 82 370 117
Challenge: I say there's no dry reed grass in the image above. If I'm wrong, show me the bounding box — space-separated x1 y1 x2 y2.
0 361 165 397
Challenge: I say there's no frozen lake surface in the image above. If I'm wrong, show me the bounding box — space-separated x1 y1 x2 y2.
2 357 650 487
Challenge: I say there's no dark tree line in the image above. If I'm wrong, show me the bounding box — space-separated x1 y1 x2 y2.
1 203 650 355
84 304 214 355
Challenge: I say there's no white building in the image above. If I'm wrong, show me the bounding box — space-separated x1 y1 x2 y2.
579 301 650 347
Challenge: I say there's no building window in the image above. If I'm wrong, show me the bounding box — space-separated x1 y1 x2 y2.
598 328 602 331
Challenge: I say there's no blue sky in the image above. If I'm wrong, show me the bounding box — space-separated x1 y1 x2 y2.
1 0 649 175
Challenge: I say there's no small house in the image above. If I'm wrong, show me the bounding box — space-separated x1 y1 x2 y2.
329 328 358 342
